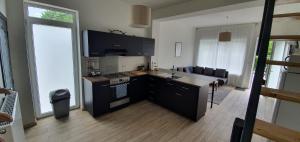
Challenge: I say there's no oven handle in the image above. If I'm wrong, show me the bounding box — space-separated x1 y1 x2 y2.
109 83 130 88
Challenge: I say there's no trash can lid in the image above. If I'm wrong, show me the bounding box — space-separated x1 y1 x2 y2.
50 89 70 102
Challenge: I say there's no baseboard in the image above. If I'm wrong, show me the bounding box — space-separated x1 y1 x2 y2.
23 121 37 129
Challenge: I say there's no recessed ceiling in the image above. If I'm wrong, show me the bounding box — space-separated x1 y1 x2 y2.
121 0 192 9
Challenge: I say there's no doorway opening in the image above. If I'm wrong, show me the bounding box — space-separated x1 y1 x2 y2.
24 2 81 118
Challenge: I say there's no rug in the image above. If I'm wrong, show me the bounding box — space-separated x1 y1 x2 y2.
208 86 234 105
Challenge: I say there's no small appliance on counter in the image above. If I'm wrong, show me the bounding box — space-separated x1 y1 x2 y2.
88 70 101 77
137 65 145 71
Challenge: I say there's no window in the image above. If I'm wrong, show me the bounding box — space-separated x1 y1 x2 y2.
195 24 257 87
28 6 74 23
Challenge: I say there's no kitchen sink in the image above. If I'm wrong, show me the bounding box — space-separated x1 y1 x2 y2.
169 75 182 79
156 73 182 79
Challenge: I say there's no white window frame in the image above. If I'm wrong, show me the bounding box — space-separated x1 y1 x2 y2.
23 1 82 118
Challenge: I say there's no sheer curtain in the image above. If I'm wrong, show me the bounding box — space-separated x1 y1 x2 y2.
195 24 257 87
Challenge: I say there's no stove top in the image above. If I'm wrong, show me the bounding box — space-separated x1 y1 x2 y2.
103 73 130 85
103 73 128 79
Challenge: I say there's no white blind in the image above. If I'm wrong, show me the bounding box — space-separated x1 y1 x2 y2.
195 24 257 87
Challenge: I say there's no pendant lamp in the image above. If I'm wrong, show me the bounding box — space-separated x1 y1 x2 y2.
219 16 231 42
131 5 151 28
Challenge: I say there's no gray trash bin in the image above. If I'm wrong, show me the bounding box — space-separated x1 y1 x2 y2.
50 89 70 119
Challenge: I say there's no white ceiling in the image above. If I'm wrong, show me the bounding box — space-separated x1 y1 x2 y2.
159 3 300 28
121 0 192 9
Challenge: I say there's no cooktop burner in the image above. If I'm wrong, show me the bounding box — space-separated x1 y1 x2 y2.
103 73 130 85
103 73 128 79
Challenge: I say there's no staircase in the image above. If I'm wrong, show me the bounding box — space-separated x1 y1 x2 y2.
230 0 300 142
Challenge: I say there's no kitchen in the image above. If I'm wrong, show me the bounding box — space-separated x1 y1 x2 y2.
82 29 216 121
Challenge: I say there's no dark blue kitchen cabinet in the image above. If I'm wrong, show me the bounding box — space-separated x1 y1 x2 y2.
127 36 143 56
128 75 147 103
83 30 110 57
146 75 165 103
83 79 110 117
142 38 155 56
83 30 154 57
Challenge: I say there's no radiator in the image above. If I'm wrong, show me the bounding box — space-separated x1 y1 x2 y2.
0 93 26 142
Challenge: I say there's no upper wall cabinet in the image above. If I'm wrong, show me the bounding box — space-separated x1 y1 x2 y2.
83 30 155 57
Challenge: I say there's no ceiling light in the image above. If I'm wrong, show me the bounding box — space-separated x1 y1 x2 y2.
131 5 151 28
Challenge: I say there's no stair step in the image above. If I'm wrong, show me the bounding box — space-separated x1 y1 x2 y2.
276 0 300 5
273 13 300 19
254 119 300 142
261 87 300 103
270 35 300 40
266 60 300 67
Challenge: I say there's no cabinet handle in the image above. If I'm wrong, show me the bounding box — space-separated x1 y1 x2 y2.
167 83 174 86
181 86 189 90
101 84 109 87
90 52 99 55
175 93 183 96
112 44 121 47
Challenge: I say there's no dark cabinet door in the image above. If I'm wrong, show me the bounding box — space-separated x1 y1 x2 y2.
127 36 143 56
92 82 110 116
83 30 112 57
146 75 163 102
128 75 146 103
83 30 154 57
110 34 128 49
158 80 174 108
171 81 198 119
142 38 154 56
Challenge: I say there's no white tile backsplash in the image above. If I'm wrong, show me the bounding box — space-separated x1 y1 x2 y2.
83 56 148 75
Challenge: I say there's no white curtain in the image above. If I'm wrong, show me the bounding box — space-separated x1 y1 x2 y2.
195 24 258 87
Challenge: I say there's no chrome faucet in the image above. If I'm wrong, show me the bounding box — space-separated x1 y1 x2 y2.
172 65 175 77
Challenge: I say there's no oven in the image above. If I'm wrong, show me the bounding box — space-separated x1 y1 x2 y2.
109 83 129 100
104 73 130 109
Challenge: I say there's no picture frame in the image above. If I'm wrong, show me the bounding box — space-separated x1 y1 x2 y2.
175 42 182 57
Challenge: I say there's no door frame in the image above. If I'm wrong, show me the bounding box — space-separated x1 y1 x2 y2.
24 1 82 118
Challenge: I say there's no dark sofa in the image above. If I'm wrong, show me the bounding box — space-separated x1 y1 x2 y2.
177 66 229 86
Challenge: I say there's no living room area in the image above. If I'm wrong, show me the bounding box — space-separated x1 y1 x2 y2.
151 1 300 106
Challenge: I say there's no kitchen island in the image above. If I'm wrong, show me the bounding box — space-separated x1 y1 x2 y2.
83 69 216 121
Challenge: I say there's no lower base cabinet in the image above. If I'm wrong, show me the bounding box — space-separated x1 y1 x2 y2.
84 74 208 121
84 79 110 117
157 79 205 121
128 75 146 104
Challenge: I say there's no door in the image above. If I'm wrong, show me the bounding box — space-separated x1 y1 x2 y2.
25 3 80 118
266 41 288 88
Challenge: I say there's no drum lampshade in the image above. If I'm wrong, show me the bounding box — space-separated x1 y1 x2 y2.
131 5 151 28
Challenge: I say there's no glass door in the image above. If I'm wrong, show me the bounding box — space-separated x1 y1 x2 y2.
25 3 80 118
266 41 287 88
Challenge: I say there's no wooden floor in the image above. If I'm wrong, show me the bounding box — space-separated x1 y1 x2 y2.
25 89 275 142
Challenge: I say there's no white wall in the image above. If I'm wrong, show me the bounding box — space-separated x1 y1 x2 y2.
6 0 36 126
157 21 195 69
0 0 6 16
31 0 149 74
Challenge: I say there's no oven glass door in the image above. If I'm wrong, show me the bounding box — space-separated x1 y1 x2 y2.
110 83 128 100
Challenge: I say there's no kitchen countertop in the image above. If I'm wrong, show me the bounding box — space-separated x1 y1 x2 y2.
83 76 109 83
83 69 218 87
147 69 216 87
